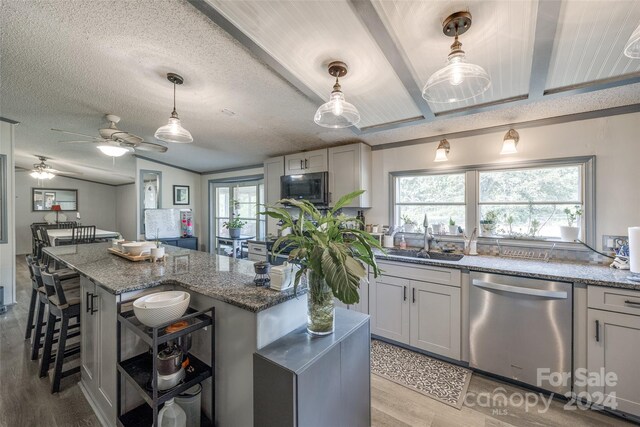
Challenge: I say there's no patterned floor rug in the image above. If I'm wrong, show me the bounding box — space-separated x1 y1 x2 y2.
370 339 472 409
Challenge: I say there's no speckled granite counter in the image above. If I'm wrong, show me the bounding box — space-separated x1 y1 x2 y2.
375 251 640 291
44 242 303 312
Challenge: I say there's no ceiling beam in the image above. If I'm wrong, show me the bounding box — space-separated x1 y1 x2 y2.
347 0 434 121
528 0 563 100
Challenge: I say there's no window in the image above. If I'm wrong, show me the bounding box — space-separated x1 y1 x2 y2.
479 165 583 240
393 173 466 232
391 157 593 243
212 179 265 244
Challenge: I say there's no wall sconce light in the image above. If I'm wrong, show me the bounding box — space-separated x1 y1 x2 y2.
500 129 519 155
434 139 450 162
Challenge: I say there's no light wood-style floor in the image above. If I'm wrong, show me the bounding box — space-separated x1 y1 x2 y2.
2 256 635 427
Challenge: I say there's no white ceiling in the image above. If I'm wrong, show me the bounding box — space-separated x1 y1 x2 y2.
2 0 640 185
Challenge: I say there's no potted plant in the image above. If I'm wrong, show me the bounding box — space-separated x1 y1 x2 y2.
480 210 498 236
223 218 246 239
560 205 583 242
448 217 457 235
264 190 382 336
401 215 417 233
150 229 165 261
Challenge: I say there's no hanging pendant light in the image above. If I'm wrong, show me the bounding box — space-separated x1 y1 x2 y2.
422 12 491 104
434 139 450 162
314 61 360 128
155 73 193 143
500 128 520 155
624 23 640 58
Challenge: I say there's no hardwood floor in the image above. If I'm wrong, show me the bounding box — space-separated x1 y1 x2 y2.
2 256 636 427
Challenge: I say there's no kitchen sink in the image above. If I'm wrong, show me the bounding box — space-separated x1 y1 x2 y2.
383 248 464 261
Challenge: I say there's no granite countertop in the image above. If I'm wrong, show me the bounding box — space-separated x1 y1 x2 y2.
44 243 304 312
375 250 640 291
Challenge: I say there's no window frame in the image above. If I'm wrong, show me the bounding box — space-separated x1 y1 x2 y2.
0 154 6 243
390 156 595 246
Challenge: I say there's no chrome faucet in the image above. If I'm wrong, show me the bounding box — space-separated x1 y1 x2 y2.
422 214 432 253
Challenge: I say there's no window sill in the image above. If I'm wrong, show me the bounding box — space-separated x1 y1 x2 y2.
476 236 592 252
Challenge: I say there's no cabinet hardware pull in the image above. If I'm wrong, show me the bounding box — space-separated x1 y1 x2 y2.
300 159 303 169
412 287 416 303
624 299 640 307
85 292 92 313
403 286 407 301
595 319 600 342
90 294 99 315
305 159 308 169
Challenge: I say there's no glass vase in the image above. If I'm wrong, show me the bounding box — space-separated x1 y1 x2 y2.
307 271 335 336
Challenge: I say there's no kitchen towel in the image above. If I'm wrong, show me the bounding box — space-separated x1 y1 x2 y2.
629 227 640 274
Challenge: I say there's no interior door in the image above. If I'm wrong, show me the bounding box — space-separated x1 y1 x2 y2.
370 275 410 344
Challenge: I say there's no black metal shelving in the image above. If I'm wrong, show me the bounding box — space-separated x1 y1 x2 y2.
116 303 215 427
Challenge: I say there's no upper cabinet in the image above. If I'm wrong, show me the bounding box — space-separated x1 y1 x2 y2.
328 143 372 208
264 156 284 236
284 149 328 175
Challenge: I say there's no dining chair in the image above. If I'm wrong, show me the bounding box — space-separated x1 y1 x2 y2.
71 225 96 244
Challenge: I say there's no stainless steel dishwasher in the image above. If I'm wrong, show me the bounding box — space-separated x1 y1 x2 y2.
469 272 572 394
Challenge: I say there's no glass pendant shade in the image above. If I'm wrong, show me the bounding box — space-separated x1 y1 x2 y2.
500 129 519 155
433 139 450 162
30 171 54 180
624 23 640 58
97 144 130 157
314 91 360 128
423 52 491 103
155 115 193 144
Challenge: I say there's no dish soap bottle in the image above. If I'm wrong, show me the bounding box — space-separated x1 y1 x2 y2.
399 235 407 249
158 398 187 427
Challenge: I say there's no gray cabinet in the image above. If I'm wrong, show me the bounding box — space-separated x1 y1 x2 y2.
80 277 118 426
264 156 284 236
334 280 368 314
328 143 371 208
158 237 198 250
369 274 410 344
284 149 327 175
253 308 370 427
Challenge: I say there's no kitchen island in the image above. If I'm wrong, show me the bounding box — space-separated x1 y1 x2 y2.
44 243 308 427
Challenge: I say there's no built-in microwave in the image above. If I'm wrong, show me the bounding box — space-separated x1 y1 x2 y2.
280 172 328 206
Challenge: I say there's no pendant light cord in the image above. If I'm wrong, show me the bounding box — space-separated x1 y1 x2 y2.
173 81 176 113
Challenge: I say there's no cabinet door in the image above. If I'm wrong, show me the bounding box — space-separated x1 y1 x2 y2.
178 238 197 250
328 144 370 208
284 153 306 175
80 278 98 393
263 156 284 235
351 280 369 314
370 275 410 344
410 281 461 359
587 309 640 416
96 285 118 424
304 149 328 173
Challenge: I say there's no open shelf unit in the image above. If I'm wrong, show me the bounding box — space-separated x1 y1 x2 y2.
116 303 215 427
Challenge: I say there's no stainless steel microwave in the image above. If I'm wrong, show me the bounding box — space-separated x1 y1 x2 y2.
280 172 328 205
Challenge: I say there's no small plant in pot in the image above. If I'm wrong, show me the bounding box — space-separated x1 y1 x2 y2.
150 229 165 262
263 190 383 336
480 210 498 236
223 218 246 239
401 215 417 233
448 217 457 235
560 205 583 242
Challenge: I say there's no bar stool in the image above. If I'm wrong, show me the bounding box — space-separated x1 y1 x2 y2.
29 261 80 362
39 270 81 393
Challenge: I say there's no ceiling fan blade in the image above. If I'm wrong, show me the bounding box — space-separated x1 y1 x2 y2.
114 131 144 145
135 141 168 153
51 128 100 139
58 140 96 144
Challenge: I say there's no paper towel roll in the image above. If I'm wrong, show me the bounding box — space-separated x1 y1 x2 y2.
629 227 640 274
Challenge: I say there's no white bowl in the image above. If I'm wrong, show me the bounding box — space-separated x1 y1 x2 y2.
137 291 187 308
133 292 190 327
122 242 156 256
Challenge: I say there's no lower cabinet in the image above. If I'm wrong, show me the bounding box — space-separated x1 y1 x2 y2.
80 277 118 425
158 237 198 250
370 262 461 360
587 308 640 416
335 280 369 314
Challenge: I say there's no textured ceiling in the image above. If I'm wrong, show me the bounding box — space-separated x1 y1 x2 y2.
1 0 640 185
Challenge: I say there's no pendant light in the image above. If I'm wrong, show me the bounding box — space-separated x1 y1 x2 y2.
314 61 361 128
624 23 640 58
422 12 491 104
434 139 450 162
155 73 193 143
500 128 520 155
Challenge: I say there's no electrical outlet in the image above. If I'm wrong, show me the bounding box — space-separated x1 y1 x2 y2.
602 235 628 252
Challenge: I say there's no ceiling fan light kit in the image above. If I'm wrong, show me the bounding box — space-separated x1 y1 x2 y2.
624 23 640 59
434 139 450 162
155 72 193 143
500 128 520 155
30 156 56 180
314 61 361 128
422 11 491 104
97 143 132 157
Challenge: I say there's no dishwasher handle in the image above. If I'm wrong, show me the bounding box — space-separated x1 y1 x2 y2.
472 279 568 299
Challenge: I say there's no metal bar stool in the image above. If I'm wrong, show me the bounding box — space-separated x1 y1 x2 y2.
39 270 82 393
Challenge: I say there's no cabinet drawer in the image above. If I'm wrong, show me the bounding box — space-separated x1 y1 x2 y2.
588 286 640 316
376 261 461 287
248 242 267 255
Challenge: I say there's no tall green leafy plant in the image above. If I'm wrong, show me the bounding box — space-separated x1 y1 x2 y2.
263 190 383 305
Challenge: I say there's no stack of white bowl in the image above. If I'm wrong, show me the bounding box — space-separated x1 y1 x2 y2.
133 291 191 327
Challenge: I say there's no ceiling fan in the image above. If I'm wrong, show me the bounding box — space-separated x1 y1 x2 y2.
52 114 168 156
30 155 78 180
